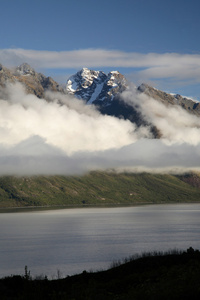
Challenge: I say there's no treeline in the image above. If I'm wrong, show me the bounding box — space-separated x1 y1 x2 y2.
1 248 200 299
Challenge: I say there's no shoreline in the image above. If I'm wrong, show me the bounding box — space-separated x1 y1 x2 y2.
1 201 200 213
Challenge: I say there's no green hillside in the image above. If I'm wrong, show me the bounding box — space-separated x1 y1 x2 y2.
0 172 200 208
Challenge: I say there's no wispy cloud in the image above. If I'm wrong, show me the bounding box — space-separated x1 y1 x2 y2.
1 48 200 84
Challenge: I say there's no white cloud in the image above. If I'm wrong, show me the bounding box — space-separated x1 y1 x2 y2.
0 83 199 175
122 87 200 145
0 83 147 175
0 83 141 155
1 48 200 85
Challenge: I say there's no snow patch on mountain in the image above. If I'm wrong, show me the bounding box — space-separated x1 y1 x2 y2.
66 68 128 105
67 79 78 93
87 82 105 104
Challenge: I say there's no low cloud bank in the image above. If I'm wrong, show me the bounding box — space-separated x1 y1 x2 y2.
0 83 139 155
0 83 199 175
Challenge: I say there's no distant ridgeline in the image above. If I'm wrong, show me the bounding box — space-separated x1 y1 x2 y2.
0 63 200 133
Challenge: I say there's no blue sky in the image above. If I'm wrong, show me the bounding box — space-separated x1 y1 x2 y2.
1 0 200 98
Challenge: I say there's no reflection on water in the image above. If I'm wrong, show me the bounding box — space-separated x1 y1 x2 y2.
0 204 200 278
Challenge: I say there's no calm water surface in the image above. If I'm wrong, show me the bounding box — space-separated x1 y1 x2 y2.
0 204 200 278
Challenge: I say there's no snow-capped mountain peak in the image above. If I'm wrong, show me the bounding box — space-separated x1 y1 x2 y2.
66 68 128 105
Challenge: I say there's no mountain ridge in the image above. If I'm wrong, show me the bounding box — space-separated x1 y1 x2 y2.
66 67 200 115
0 63 199 141
0 62 64 98
0 63 199 120
65 67 200 137
138 83 200 116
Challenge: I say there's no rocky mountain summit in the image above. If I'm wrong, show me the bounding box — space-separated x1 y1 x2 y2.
66 67 128 106
0 63 199 132
65 68 200 138
66 67 147 128
66 68 200 117
0 63 64 98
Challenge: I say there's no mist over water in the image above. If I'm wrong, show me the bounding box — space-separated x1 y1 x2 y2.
0 83 200 175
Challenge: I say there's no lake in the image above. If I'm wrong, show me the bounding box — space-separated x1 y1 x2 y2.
0 204 200 278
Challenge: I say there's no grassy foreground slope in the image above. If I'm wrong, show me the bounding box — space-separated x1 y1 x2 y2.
0 172 200 208
1 248 200 299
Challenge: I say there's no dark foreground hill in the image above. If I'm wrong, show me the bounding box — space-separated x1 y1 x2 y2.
1 248 200 299
0 172 200 208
